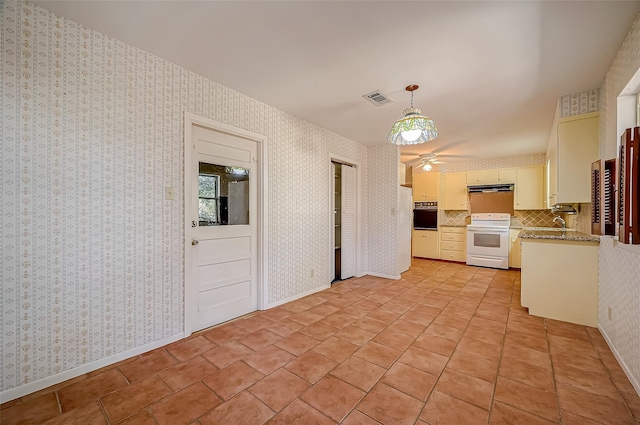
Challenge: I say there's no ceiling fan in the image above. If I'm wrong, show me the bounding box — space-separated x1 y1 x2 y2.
416 153 441 171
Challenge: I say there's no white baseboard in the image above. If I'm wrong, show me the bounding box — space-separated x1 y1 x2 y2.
363 271 401 280
264 283 331 309
0 332 185 403
599 324 640 396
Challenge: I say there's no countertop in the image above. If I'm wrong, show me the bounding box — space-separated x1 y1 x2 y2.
439 224 467 228
519 228 600 243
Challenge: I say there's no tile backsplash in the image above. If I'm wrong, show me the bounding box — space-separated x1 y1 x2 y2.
442 209 562 228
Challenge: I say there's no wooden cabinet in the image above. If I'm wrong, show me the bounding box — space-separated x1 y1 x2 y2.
515 165 545 210
412 172 440 202
412 229 439 259
440 226 466 262
509 229 521 268
521 238 598 326
498 168 516 183
467 170 498 185
443 173 468 210
548 112 599 205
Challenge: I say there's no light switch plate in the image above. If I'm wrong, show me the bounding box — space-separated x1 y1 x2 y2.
165 187 175 200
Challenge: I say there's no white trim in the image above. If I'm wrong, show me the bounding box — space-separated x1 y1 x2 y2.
329 154 362 284
0 333 184 403
183 112 269 335
265 284 331 309
598 325 640 396
364 271 401 280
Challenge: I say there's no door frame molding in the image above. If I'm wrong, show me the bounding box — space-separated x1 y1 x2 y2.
184 112 269 337
329 154 362 280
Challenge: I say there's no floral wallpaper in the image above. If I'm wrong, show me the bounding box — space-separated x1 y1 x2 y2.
441 153 545 173
0 1 398 397
559 89 600 118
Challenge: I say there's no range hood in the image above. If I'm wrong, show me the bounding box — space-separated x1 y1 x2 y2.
468 184 514 193
551 204 577 214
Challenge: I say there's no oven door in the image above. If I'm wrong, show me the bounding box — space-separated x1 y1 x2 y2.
413 209 438 229
466 227 510 269
466 227 509 257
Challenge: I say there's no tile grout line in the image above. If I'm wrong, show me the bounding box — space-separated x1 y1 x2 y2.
482 272 511 425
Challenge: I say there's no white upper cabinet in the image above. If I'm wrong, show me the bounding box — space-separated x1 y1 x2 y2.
498 168 516 183
412 172 440 202
548 112 599 204
515 165 545 210
466 170 498 185
443 172 468 210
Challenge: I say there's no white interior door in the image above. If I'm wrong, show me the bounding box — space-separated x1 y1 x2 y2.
398 186 412 273
188 124 258 332
341 164 356 279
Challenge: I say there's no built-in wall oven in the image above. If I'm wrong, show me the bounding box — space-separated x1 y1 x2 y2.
466 213 510 269
414 202 438 229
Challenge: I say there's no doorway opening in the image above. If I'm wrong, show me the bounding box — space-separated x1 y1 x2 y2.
332 160 357 283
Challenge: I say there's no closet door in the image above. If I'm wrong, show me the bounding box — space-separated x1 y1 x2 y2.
341 165 356 279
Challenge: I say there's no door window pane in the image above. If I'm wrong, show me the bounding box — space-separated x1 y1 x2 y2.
199 162 250 226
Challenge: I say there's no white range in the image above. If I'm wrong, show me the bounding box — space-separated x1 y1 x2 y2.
466 213 511 269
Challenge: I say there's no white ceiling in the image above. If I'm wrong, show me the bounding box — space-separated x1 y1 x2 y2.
33 1 640 164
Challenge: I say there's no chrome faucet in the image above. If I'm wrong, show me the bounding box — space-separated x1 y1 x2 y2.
553 216 566 229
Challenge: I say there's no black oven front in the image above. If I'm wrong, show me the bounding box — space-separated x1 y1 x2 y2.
414 202 438 229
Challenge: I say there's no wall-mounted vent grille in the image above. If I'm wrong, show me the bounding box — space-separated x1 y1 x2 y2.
362 90 393 106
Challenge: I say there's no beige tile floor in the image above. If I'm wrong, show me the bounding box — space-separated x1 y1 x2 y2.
2 259 640 424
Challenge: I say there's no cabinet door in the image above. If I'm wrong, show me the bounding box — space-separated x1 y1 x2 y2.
412 230 439 259
412 173 428 201
424 172 440 201
509 229 521 268
443 173 468 210
515 166 545 210
412 172 439 201
467 170 498 185
557 113 599 203
498 168 516 183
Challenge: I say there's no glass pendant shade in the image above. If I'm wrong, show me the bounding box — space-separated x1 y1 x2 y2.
388 107 438 145
422 162 433 171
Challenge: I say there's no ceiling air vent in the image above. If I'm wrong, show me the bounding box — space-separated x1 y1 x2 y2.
362 90 393 106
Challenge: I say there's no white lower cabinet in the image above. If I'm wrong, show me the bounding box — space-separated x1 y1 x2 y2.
412 229 440 259
521 238 598 327
440 226 466 262
509 229 521 268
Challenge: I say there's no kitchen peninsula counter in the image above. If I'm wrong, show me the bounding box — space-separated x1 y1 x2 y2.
519 228 600 243
520 232 599 326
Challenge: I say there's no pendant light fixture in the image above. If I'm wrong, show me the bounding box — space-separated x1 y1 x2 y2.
388 85 438 145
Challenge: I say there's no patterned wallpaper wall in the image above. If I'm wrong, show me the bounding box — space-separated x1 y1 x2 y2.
441 153 546 173
558 89 600 117
599 13 640 391
0 1 398 394
367 145 400 277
